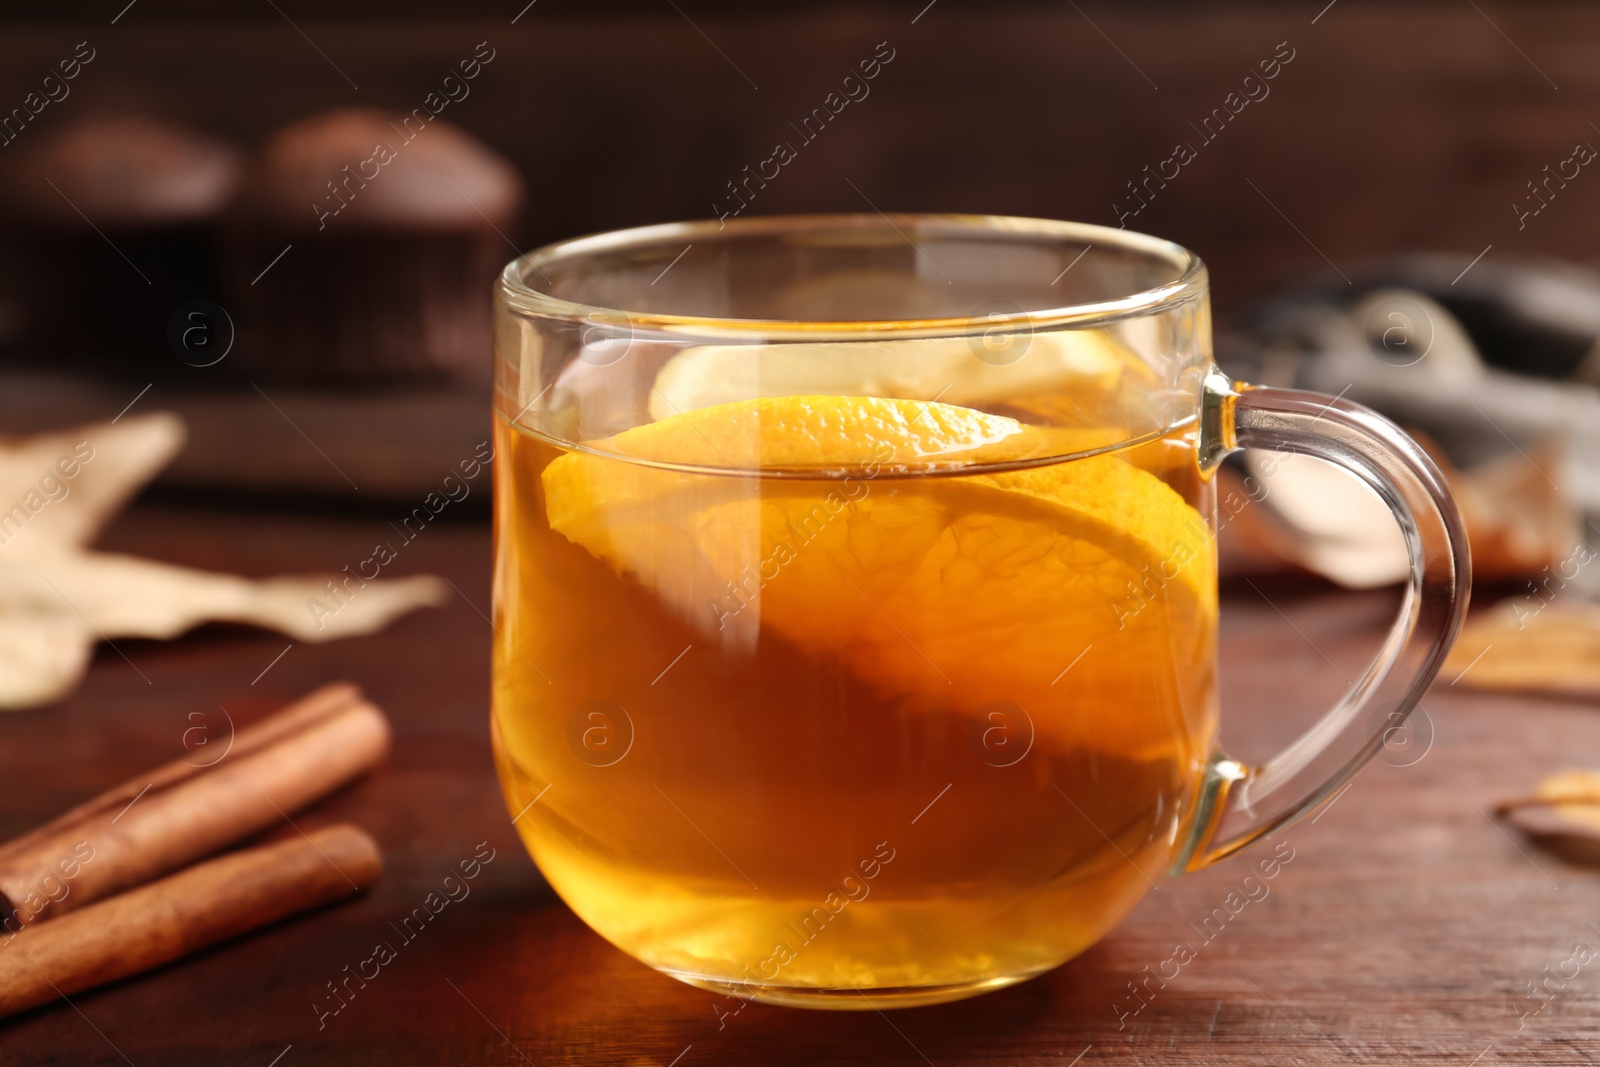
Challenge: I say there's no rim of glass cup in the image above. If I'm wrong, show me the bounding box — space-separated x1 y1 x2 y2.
497 213 1207 340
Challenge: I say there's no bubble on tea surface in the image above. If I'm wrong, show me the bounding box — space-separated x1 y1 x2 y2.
567 699 634 766
578 300 636 368
1365 699 1433 768
167 300 234 367
968 699 1035 767
966 299 1034 368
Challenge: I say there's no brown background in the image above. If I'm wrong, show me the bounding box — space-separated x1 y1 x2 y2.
0 0 1595 316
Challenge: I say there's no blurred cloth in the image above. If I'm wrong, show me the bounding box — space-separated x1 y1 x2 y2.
1217 253 1600 594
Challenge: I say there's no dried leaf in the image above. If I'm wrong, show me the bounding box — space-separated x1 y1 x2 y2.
1499 769 1600 864
1241 450 1408 588
1498 769 1600 823
0 414 186 552
1447 439 1579 584
1242 435 1578 589
0 414 448 709
1443 601 1600 698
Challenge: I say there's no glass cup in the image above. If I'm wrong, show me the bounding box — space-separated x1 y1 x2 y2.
490 214 1468 1009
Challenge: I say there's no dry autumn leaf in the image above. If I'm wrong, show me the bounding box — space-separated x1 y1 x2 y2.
1241 435 1577 589
1499 769 1600 864
0 413 447 709
1442 600 1600 698
1450 439 1579 583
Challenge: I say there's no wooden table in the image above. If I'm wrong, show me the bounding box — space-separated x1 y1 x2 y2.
1 501 1592 1066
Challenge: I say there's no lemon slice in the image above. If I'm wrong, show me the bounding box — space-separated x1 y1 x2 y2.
648 331 1146 424
541 396 1214 716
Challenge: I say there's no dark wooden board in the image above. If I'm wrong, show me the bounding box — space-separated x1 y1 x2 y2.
0 502 1592 1065
0 372 491 504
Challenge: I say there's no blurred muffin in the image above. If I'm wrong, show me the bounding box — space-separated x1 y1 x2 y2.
226 108 523 386
0 114 240 370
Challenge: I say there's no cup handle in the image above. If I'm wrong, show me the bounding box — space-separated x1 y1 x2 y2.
1175 370 1472 871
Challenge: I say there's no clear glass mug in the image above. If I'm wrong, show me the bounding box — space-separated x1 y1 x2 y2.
490 215 1468 1009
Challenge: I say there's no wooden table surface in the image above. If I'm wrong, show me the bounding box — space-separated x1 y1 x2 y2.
0 500 1593 1066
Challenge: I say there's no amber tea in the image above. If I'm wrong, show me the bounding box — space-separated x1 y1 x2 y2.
492 356 1219 1006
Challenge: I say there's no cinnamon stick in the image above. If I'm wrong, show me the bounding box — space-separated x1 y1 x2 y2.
0 683 362 867
0 824 381 1018
0 683 388 926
